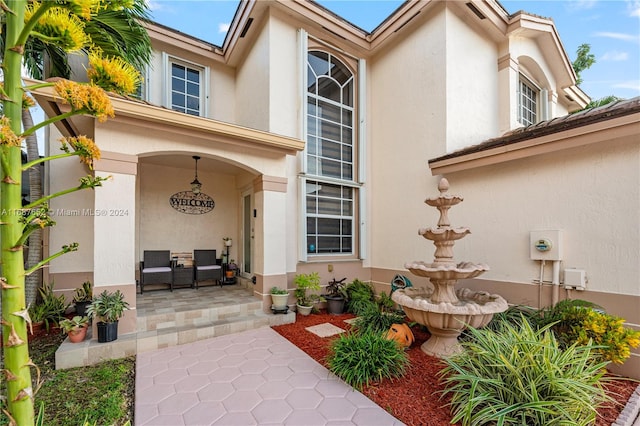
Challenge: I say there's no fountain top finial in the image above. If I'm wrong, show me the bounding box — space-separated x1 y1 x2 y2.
438 177 450 194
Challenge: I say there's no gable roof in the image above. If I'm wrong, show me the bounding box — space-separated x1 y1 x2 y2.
429 97 640 175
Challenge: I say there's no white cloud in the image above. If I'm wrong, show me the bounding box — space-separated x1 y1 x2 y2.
218 22 230 34
600 50 629 61
567 0 598 11
146 0 165 12
594 31 640 43
627 0 640 17
612 80 640 91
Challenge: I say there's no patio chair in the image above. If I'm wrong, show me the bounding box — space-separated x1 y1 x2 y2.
194 249 222 289
140 250 173 293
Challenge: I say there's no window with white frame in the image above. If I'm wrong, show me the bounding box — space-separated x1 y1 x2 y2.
518 75 538 126
169 59 204 116
133 66 148 101
305 50 356 255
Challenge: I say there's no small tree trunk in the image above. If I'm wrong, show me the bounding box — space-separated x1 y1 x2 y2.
23 107 43 307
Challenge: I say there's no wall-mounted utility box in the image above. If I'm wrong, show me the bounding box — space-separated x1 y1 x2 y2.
564 268 586 290
530 230 563 261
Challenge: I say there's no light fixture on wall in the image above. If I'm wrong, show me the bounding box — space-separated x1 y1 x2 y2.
190 155 202 194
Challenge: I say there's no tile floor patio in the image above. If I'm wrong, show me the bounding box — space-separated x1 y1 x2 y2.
135 326 404 425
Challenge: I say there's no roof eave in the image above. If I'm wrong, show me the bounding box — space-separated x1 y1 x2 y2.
429 108 640 175
26 78 305 156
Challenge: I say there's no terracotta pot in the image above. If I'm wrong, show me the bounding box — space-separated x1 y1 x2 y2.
67 324 89 343
226 270 234 278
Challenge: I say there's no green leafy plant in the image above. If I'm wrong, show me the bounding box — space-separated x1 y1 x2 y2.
86 290 130 323
345 279 376 315
325 277 348 298
540 300 640 364
293 272 324 307
461 304 539 341
73 281 93 303
58 316 89 333
352 303 406 335
441 317 612 426
270 286 289 295
327 331 409 390
28 282 70 332
537 299 604 329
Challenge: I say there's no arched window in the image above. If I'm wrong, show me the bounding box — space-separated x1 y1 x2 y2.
305 50 356 255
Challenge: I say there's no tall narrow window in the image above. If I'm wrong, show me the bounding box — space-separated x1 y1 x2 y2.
305 51 356 255
518 76 538 126
171 61 202 116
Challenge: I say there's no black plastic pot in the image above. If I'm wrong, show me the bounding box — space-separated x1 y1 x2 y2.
325 295 345 315
97 321 118 343
75 301 91 317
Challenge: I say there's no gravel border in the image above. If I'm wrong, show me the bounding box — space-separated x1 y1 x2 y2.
613 384 640 426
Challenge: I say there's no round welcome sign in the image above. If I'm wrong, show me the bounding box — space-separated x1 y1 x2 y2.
169 191 215 214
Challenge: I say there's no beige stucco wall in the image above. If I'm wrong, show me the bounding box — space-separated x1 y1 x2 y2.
137 163 239 263
235 16 271 132
439 138 639 297
445 8 499 152
47 127 95 276
368 5 447 272
147 41 236 123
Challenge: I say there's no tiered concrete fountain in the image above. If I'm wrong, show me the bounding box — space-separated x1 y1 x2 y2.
392 178 508 357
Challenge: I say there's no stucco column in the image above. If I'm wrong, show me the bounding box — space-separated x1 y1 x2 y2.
497 53 520 133
253 175 288 310
92 152 138 335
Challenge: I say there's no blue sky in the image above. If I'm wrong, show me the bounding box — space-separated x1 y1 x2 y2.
149 0 640 101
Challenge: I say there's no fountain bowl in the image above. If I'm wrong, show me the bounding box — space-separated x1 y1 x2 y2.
405 261 489 280
392 286 508 357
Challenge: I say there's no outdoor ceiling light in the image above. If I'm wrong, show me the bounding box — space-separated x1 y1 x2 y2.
190 155 202 194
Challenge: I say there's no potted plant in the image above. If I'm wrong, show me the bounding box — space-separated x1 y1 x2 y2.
293 272 323 316
28 281 69 332
270 286 289 311
59 315 90 343
324 277 348 315
86 290 130 343
73 280 93 317
226 259 238 278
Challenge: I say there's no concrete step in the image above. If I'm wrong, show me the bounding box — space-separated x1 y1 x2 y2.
55 296 295 370
136 308 295 353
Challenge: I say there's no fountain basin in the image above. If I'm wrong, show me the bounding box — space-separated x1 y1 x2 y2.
405 261 489 281
419 227 470 242
392 287 508 357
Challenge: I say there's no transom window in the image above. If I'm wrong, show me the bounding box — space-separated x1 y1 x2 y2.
170 61 202 116
305 51 356 255
518 76 538 126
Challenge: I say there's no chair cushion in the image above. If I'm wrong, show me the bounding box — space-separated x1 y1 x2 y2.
143 267 172 273
197 265 221 271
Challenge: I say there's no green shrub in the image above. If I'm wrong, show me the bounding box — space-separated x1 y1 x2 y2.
537 299 603 329
461 304 539 341
344 279 376 315
441 318 612 426
293 272 323 307
29 281 69 331
352 303 405 335
327 331 409 390
544 301 640 364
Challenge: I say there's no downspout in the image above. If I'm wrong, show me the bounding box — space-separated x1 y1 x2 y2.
551 260 561 306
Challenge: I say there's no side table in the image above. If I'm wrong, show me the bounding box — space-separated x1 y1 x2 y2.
172 266 194 290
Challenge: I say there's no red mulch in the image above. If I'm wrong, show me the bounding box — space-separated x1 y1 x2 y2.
272 311 637 426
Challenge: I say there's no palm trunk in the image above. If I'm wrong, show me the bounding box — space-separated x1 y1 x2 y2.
23 108 43 307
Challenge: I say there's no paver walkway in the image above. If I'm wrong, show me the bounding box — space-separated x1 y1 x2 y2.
135 326 404 425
